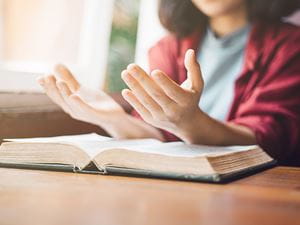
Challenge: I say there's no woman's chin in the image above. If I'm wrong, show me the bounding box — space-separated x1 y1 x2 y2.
192 0 246 18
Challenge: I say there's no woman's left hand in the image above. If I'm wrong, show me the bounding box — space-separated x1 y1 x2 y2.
121 49 204 140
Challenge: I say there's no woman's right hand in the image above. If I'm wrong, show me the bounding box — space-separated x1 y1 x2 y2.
37 65 126 127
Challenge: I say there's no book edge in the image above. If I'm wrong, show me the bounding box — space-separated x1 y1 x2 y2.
0 160 277 183
0 162 76 172
103 159 277 183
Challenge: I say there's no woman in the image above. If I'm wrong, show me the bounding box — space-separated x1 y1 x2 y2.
38 0 300 165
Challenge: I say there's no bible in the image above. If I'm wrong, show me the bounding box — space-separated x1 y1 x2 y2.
0 133 276 182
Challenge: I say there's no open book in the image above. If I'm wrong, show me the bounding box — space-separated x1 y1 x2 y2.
0 133 276 182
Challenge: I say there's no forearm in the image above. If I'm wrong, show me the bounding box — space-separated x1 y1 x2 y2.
176 109 256 146
97 113 164 141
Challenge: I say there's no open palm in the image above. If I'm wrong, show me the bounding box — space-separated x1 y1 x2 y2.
38 65 125 126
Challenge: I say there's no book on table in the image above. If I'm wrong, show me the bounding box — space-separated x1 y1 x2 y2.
0 133 276 182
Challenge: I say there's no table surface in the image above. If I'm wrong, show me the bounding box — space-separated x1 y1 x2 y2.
0 166 300 225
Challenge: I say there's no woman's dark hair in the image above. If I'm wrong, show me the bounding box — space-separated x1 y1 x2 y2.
159 0 300 37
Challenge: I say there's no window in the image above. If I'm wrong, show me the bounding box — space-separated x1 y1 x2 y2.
0 0 114 91
0 0 165 93
105 0 140 93
105 0 166 93
0 0 298 94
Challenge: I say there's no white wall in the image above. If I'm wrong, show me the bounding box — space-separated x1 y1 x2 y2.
0 0 114 92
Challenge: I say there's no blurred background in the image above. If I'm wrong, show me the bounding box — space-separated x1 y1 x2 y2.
0 0 166 92
106 0 140 92
0 0 299 93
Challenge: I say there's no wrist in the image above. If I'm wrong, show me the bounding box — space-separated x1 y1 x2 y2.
176 108 207 144
95 110 128 132
176 109 256 146
99 113 164 140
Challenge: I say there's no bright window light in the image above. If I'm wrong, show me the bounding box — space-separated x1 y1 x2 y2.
0 0 114 92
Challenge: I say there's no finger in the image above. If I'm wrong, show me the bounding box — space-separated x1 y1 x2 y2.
151 70 188 104
184 49 203 92
126 64 175 108
56 81 89 119
41 75 71 113
121 70 163 116
121 89 152 120
57 81 106 118
55 64 80 93
56 81 72 97
56 81 76 111
55 81 76 113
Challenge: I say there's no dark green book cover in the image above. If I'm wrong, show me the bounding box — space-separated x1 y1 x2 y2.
0 159 277 183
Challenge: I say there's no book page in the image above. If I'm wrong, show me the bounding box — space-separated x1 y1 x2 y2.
115 142 258 158
3 133 257 159
3 133 162 159
4 133 112 143
78 139 162 158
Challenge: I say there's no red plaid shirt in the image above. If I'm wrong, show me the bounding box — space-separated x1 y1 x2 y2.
132 22 300 166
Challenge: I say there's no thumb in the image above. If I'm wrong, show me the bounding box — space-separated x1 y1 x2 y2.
184 49 203 92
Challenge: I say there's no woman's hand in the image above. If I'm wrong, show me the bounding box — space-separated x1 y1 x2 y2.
37 65 125 127
37 65 164 140
121 49 204 139
121 49 256 145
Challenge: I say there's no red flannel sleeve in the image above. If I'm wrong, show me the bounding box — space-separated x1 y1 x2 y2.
229 32 300 162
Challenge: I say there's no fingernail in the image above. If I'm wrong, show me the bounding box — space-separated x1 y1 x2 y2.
127 63 136 71
55 64 64 71
121 71 131 82
186 49 194 57
121 70 127 78
188 49 194 54
121 88 129 95
127 64 138 77
151 70 161 79
121 89 132 101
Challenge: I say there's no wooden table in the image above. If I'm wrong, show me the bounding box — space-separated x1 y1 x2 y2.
0 166 299 225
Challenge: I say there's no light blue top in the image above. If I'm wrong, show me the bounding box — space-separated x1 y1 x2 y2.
198 25 250 121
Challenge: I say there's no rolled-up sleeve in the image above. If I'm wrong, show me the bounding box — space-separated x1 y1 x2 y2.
230 34 300 162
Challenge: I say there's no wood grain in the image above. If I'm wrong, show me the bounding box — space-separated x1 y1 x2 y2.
0 167 299 225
